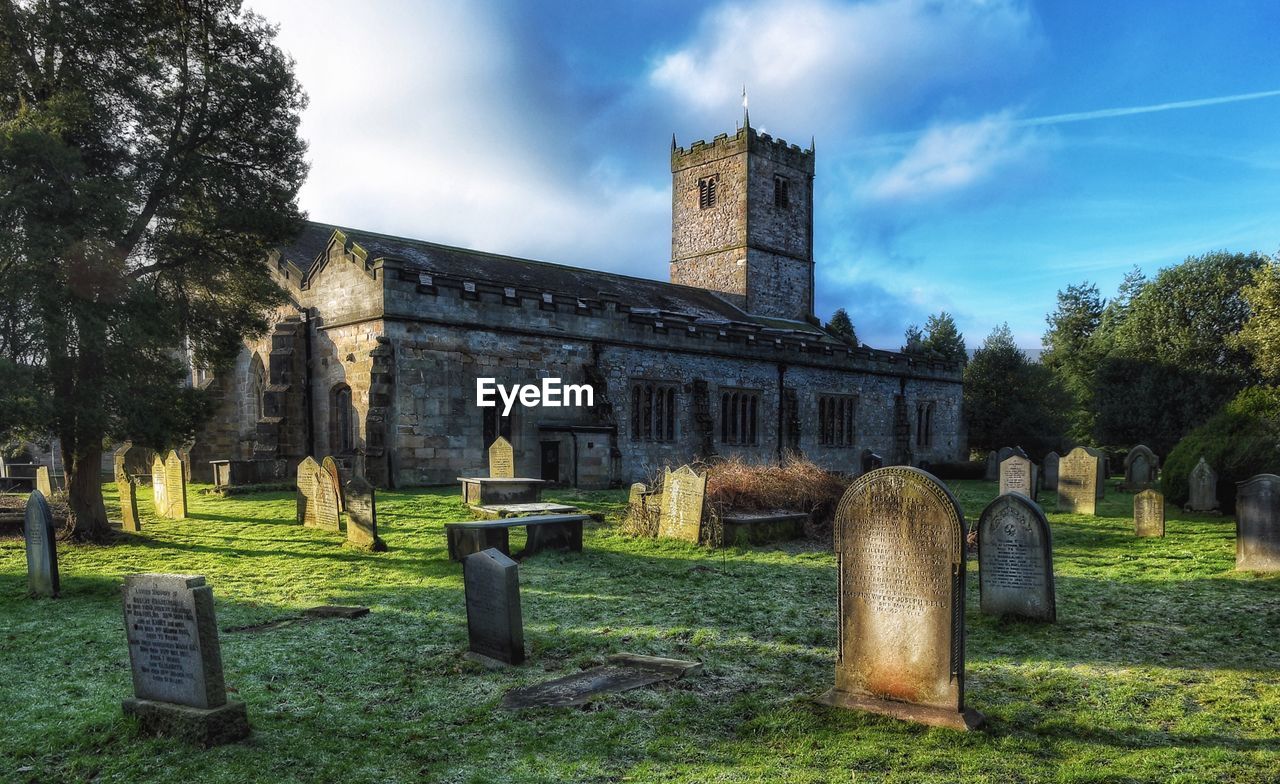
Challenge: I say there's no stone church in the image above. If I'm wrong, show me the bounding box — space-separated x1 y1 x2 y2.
190 119 964 488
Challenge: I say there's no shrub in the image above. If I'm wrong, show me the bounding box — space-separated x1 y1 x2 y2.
703 455 850 539
1162 386 1280 512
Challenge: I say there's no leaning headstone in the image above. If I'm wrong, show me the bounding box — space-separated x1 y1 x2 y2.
999 454 1036 499
295 457 320 526
1057 447 1098 515
978 494 1055 622
151 456 169 518
312 466 342 532
1134 489 1165 537
345 474 385 551
35 465 54 497
1043 452 1059 491
816 466 982 730
1235 474 1280 572
24 490 59 598
1187 457 1219 512
657 465 706 543
1084 447 1107 499
162 450 187 519
984 451 998 481
117 468 141 533
1124 445 1159 491
463 548 524 666
320 456 345 514
121 574 250 745
488 436 515 478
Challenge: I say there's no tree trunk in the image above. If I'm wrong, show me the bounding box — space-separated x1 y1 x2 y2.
63 438 110 542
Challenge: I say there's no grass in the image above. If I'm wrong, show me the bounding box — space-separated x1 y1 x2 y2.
0 479 1277 783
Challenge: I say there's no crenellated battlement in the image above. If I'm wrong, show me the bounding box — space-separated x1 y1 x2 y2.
672 124 814 172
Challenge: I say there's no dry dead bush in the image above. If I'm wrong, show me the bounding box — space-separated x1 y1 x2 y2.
703 454 849 539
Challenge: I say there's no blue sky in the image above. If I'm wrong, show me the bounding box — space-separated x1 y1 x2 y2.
247 0 1280 350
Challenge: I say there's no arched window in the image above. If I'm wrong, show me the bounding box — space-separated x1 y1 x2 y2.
249 355 266 422
331 384 354 453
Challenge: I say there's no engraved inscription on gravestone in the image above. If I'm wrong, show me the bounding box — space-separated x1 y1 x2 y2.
150 456 168 518
463 548 525 665
321 456 345 514
488 437 515 479
1043 452 1059 491
1134 489 1165 537
657 465 706 543
345 474 386 551
163 450 187 519
816 466 982 730
123 574 226 708
24 490 60 598
296 457 320 526
313 468 342 532
999 455 1035 498
1057 447 1098 515
1188 457 1219 512
1235 474 1280 572
978 494 1055 622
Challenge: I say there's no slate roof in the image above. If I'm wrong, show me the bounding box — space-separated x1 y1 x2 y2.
279 221 830 337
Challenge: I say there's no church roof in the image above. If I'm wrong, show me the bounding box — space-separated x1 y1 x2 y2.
279 221 830 337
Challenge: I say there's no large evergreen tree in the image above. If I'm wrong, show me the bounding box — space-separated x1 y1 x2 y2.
0 0 307 541
824 308 858 346
964 323 1068 456
1041 282 1105 441
921 311 967 365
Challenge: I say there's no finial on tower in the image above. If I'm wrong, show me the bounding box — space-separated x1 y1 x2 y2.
742 84 750 130
671 133 677 152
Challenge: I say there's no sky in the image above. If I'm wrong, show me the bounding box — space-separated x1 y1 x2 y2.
246 0 1280 351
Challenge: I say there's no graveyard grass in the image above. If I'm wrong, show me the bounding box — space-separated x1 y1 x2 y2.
1 481 1277 784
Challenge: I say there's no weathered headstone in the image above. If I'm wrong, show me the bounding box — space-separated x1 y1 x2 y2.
1057 447 1098 515
1235 474 1280 572
121 574 250 745
984 451 998 481
151 456 168 518
296 457 320 526
320 455 345 514
463 548 524 665
1043 452 1059 491
312 466 342 532
999 454 1036 499
35 465 54 497
24 490 59 598
816 466 982 730
117 470 141 533
1188 457 1219 512
978 494 1055 622
862 448 884 474
345 474 385 551
1134 489 1165 537
488 436 515 478
657 465 706 543
162 450 187 519
1084 447 1107 499
1124 445 1159 491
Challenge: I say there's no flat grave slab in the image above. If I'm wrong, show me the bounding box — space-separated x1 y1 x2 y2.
500 654 701 709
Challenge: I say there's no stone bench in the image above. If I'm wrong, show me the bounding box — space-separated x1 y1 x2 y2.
445 514 590 561
457 477 547 506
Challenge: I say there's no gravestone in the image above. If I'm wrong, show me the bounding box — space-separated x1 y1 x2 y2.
977 494 1055 622
999 454 1036 499
488 436 515 478
657 465 706 543
1124 445 1159 491
117 469 141 533
345 474 386 551
312 466 342 532
1043 452 1059 491
1134 489 1165 537
296 457 320 526
862 449 884 474
463 548 524 665
121 574 250 745
1188 457 1219 512
1235 474 1280 572
816 466 982 730
151 456 168 518
24 490 60 598
320 456 345 514
1084 447 1107 499
162 450 187 519
1057 447 1098 515
35 465 54 497
984 451 998 481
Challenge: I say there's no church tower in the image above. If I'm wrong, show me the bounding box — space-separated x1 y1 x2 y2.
670 115 815 321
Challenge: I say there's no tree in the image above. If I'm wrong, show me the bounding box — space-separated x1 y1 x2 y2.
0 0 307 541
921 311 967 365
824 308 858 346
1231 258 1280 381
902 324 924 354
963 323 1069 456
1042 282 1105 441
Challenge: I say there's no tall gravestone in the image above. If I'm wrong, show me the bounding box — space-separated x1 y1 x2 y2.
296 457 320 526
35 465 54 497
984 451 998 481
345 474 386 551
24 490 60 598
117 466 141 533
999 454 1036 499
162 450 187 519
151 456 169 519
1124 445 1158 491
1057 447 1098 515
1187 457 1219 512
1235 474 1280 572
978 494 1055 622
463 548 525 665
121 574 250 745
488 437 515 478
312 467 342 532
1084 447 1107 499
1134 489 1165 537
1043 452 1059 491
816 467 982 730
320 456 345 514
657 465 706 543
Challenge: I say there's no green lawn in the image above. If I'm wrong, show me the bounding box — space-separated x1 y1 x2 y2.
1 479 1277 783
